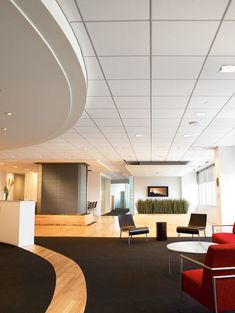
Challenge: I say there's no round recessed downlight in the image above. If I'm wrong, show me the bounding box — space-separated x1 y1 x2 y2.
0 127 7 132
135 134 143 137
5 112 13 116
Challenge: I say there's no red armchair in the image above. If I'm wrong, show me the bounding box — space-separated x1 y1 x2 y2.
212 223 235 244
181 244 235 313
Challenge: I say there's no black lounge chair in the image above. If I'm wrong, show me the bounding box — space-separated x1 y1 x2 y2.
176 213 207 240
118 214 149 245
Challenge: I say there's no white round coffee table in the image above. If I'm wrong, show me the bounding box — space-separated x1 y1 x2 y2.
167 241 216 275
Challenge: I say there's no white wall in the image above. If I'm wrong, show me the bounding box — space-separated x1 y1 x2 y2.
134 176 182 211
101 175 111 215
24 172 38 201
88 171 101 216
215 147 235 224
181 171 198 213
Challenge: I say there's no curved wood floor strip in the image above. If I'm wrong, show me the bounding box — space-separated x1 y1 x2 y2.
24 245 87 313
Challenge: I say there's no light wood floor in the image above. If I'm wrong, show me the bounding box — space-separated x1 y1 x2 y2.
24 245 87 313
35 214 212 238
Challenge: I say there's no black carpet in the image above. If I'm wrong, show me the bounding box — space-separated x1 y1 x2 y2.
103 208 129 216
0 243 56 313
35 236 214 313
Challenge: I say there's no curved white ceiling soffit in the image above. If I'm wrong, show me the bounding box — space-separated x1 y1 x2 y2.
0 0 87 150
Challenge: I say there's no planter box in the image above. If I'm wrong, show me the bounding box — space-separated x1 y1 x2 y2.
35 213 95 226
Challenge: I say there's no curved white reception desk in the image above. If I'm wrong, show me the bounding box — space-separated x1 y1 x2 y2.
0 201 35 247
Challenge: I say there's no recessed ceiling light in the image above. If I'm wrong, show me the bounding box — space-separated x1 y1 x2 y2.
195 112 206 117
0 162 5 165
183 134 192 138
135 134 143 137
5 112 13 116
0 127 7 131
219 65 235 73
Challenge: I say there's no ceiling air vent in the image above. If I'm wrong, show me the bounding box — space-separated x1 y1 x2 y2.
124 161 189 165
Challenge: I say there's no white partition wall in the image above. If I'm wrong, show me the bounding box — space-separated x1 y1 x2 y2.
215 147 235 225
0 201 35 247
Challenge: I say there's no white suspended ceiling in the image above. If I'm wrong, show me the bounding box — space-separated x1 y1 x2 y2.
1 0 235 177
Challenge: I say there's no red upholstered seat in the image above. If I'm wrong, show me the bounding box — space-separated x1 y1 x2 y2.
212 223 235 244
182 244 235 313
213 233 235 244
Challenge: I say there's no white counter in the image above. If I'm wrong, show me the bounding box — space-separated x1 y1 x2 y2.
0 200 35 247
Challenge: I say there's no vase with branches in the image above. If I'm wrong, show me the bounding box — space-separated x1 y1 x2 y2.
3 178 14 200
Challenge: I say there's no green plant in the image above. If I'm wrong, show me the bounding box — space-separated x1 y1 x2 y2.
3 178 14 200
136 198 189 214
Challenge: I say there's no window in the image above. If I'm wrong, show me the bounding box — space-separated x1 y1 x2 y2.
197 165 216 206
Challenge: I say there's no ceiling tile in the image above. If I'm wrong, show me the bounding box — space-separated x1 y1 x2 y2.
71 23 95 56
122 119 150 126
74 118 95 127
119 109 150 118
152 108 184 118
85 97 115 109
99 56 149 79
94 118 123 126
184 108 218 119
57 0 81 21
126 126 150 133
86 21 149 56
76 0 149 20
188 96 229 109
152 118 180 126
99 126 126 133
86 108 119 118
201 56 235 79
225 0 235 20
74 126 98 134
152 96 189 109
210 22 235 55
193 80 235 96
84 57 103 79
152 56 205 79
109 80 150 96
152 0 229 20
152 80 195 96
152 21 219 55
114 97 150 108
217 109 235 118
87 80 110 96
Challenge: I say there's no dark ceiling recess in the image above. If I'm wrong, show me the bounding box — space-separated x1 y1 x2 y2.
124 161 189 165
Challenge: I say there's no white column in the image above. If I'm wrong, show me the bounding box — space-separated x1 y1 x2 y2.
88 171 101 216
215 147 235 224
0 200 35 247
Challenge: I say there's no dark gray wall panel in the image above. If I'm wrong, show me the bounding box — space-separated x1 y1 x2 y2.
40 163 87 214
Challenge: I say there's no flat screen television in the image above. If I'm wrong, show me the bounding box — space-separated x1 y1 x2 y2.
148 186 169 197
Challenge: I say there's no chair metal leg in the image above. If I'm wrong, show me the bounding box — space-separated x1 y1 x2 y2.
198 232 201 241
128 235 131 245
212 277 218 313
120 231 122 238
204 229 206 238
146 233 148 242
178 233 180 237
180 257 183 312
